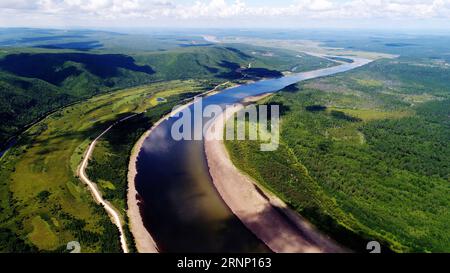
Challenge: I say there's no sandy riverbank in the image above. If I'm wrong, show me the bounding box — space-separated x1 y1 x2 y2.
126 83 235 253
127 126 160 253
204 99 347 253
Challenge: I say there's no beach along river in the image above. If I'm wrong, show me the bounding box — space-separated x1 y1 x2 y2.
133 57 371 252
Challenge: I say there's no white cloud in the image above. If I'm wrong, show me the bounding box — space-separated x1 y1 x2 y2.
1 0 450 27
0 0 39 10
303 0 334 11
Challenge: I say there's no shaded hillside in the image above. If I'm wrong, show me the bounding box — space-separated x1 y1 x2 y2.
0 53 155 85
0 46 334 146
0 53 156 146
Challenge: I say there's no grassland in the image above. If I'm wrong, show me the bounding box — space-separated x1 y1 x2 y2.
225 58 450 252
85 83 208 237
0 80 210 252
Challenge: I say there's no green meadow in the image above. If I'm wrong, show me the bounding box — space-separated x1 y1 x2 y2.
0 80 209 252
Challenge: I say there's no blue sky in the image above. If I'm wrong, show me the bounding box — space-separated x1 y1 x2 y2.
1 0 450 30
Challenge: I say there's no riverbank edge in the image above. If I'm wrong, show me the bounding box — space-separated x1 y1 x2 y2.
127 123 160 253
127 101 201 253
126 82 237 253
204 95 347 253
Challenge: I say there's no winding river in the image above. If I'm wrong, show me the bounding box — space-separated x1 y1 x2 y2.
133 57 371 252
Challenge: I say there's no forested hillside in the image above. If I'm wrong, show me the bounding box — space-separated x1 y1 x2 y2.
226 58 450 252
0 80 209 252
0 29 336 252
0 44 333 147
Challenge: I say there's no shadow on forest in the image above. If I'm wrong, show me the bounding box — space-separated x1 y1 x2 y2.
0 53 155 85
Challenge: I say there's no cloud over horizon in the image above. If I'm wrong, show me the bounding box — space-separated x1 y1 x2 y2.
1 0 450 29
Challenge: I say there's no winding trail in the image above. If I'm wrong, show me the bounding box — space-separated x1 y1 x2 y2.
78 82 234 253
78 114 137 253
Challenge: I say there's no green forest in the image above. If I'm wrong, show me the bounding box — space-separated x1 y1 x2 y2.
0 80 209 252
2 28 449 253
0 43 333 147
226 58 450 252
0 30 335 252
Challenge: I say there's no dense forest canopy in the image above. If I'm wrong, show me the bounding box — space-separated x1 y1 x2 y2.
226 58 450 252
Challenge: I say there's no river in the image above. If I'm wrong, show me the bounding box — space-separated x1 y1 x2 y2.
133 57 371 252
0 139 16 159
